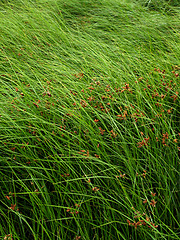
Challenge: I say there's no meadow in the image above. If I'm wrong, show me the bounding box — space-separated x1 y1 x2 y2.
0 0 179 239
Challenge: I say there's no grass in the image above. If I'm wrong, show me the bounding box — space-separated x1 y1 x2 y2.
0 0 179 239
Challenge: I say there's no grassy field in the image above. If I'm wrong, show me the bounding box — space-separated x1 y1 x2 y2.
0 0 179 239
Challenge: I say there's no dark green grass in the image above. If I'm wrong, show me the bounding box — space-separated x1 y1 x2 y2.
0 0 179 239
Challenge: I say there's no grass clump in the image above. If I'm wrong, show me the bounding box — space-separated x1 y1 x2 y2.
0 0 179 239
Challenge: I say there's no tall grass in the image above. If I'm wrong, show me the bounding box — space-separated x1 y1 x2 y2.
0 0 179 239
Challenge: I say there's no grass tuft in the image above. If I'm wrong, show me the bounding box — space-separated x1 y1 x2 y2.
0 0 179 239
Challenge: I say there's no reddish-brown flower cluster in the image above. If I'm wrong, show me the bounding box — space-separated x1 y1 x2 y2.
117 110 128 120
94 119 99 122
5 195 10 200
171 92 178 101
43 90 51 97
142 171 146 178
110 129 117 138
74 72 84 79
136 170 147 178
61 173 70 177
9 204 17 211
154 68 165 73
4 234 13 240
137 137 150 148
78 150 90 158
121 83 132 93
80 100 87 107
99 127 105 135
33 100 41 108
143 191 157 208
92 187 100 192
162 132 169 146
75 236 81 240
116 170 126 178
150 199 157 207
151 192 156 197
66 203 80 215
127 215 158 229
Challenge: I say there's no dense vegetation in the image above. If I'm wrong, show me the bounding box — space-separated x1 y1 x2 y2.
0 0 179 239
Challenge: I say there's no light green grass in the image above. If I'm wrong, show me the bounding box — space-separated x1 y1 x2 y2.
0 0 179 239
